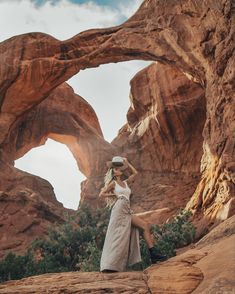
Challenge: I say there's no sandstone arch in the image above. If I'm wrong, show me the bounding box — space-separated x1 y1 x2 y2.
0 0 234 256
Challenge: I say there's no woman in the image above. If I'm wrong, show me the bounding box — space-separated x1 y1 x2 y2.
98 156 166 273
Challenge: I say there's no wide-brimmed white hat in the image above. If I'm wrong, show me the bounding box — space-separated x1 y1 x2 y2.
106 156 127 170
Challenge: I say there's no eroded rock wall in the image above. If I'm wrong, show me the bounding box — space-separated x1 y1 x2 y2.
109 62 206 213
1 82 114 177
0 161 68 259
0 0 234 258
0 82 117 257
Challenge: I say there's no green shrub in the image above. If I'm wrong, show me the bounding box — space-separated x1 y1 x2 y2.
152 209 196 255
0 252 30 281
0 204 110 282
0 206 195 282
128 209 196 270
78 241 102 271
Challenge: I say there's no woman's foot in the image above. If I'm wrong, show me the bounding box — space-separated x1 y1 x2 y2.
101 269 118 273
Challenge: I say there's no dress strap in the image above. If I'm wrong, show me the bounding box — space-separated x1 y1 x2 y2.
124 179 128 187
115 180 127 189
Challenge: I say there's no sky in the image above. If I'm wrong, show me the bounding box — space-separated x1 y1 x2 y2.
0 0 151 209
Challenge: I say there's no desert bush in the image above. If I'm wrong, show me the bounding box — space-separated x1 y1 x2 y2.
0 204 110 282
0 206 195 281
128 209 196 270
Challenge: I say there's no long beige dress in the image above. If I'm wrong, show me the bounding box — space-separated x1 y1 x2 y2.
100 180 142 272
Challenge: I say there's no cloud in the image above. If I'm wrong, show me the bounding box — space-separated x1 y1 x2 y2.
0 0 143 42
0 0 123 42
2 0 151 209
117 0 143 19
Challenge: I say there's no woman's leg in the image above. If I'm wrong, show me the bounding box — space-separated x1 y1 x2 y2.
131 214 167 263
131 214 154 248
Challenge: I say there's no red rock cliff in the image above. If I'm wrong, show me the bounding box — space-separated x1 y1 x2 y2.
0 0 234 260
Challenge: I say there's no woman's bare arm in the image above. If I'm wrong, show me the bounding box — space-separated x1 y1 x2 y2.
98 181 115 198
123 158 138 184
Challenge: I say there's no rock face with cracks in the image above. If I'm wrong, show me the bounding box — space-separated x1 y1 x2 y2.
0 83 115 258
111 62 206 214
0 0 234 290
0 60 206 257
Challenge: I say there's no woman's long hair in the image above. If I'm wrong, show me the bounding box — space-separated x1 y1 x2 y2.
103 167 117 209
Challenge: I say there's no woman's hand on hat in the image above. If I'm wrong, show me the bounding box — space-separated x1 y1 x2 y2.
123 157 130 166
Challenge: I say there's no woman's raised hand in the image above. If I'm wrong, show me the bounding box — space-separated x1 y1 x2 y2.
123 157 131 168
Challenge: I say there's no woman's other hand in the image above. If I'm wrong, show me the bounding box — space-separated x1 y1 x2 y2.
98 181 115 198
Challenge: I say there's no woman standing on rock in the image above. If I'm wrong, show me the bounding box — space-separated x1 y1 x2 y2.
98 156 166 273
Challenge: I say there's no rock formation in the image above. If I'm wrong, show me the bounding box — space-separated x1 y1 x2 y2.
1 82 113 176
110 62 206 215
0 59 206 257
0 1 234 290
0 82 117 258
0 178 65 259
